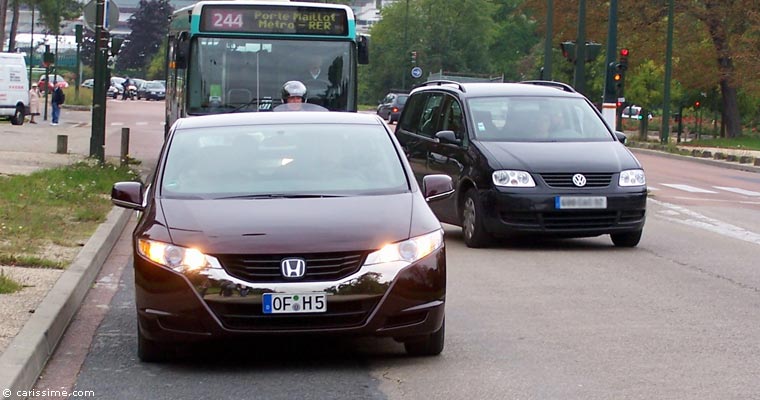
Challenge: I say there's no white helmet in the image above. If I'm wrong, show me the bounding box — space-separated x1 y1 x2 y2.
281 80 307 102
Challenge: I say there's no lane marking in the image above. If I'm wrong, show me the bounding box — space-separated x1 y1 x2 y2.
713 186 760 197
647 186 660 191
661 184 717 193
136 122 148 126
650 199 760 246
110 122 124 126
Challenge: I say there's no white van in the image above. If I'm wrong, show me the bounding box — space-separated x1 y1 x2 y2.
0 52 30 125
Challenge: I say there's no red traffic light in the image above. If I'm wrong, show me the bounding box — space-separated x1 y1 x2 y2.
616 101 623 108
695 101 701 108
620 48 629 57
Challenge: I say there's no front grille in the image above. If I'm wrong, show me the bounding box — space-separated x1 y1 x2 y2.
540 173 613 188
500 210 645 231
217 251 367 283
206 296 381 331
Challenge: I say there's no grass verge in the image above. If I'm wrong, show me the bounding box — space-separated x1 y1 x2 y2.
0 268 22 294
0 160 139 268
685 135 760 151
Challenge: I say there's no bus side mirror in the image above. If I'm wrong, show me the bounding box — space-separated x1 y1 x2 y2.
358 35 369 65
175 32 190 69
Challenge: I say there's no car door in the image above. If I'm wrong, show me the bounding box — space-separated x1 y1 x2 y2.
425 94 468 225
395 91 444 185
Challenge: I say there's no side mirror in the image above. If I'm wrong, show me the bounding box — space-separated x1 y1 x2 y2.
357 35 369 65
422 175 454 202
111 181 145 210
615 131 627 145
435 130 461 145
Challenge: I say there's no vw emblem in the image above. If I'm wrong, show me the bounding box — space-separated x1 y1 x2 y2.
572 173 587 187
281 258 306 279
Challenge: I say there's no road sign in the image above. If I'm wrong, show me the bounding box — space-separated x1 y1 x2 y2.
83 0 120 32
411 66 423 79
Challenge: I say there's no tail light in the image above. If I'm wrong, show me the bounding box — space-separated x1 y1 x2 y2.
392 107 399 113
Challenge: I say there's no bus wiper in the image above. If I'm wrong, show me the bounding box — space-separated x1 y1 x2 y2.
215 193 347 200
222 97 275 113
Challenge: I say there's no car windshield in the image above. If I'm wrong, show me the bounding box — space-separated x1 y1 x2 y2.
146 82 164 89
161 123 409 198
467 96 613 142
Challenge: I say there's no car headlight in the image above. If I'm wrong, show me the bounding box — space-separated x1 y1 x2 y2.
364 229 444 266
137 238 211 273
493 170 536 187
619 169 646 186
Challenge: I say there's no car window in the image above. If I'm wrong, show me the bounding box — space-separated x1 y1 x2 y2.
161 123 409 197
417 93 444 138
397 95 408 106
398 92 428 133
467 96 613 142
441 96 465 141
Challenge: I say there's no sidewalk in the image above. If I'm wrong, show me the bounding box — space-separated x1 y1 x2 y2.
0 108 133 399
0 107 93 176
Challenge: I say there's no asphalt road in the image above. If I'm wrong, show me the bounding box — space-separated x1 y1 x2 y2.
33 103 760 400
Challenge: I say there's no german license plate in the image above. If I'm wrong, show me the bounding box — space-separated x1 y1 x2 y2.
555 196 607 209
262 293 327 314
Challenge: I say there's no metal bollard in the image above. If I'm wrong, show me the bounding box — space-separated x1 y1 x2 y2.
120 127 130 166
56 135 68 154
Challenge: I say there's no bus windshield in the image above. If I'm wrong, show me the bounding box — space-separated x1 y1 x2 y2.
187 37 353 114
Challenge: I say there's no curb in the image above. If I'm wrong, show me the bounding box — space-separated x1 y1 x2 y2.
629 146 760 174
0 207 131 400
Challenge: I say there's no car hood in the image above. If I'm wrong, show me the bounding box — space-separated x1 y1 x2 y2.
160 194 413 254
477 141 639 173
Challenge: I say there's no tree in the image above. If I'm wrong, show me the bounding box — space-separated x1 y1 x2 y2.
363 0 498 104
116 0 173 72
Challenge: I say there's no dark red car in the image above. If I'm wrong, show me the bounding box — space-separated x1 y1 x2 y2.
111 111 453 361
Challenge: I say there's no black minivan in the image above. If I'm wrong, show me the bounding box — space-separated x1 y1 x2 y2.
394 80 647 248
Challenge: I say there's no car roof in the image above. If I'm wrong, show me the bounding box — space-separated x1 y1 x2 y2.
174 111 385 130
411 82 582 98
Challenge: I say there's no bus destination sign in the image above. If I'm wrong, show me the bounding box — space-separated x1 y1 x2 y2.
200 5 349 36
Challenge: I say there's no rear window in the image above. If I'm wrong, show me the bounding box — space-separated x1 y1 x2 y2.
161 123 410 198
467 96 614 142
397 95 408 105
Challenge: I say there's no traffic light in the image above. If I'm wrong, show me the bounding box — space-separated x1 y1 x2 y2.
410 51 417 64
694 100 701 109
619 48 629 70
560 41 576 63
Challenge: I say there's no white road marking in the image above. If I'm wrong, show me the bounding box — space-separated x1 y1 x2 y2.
661 184 717 193
713 186 760 197
136 122 148 126
647 186 660 191
110 122 124 126
651 199 760 246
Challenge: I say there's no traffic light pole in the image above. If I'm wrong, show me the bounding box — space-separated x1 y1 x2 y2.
542 0 553 81
660 0 675 144
90 0 107 162
601 0 618 131
572 0 587 96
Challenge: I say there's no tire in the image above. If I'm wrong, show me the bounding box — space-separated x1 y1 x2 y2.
611 229 642 247
10 106 25 125
461 189 493 248
137 327 170 363
404 319 445 356
387 113 394 124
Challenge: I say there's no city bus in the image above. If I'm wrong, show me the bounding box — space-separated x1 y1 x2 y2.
165 0 369 131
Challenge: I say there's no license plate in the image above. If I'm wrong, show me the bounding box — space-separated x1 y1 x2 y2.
555 196 607 209
262 293 327 314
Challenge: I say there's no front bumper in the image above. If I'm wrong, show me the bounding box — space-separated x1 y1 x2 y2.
134 247 446 343
479 187 647 237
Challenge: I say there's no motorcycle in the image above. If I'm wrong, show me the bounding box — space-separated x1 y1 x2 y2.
124 83 138 100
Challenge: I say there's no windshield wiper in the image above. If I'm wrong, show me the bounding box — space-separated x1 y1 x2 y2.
215 193 347 200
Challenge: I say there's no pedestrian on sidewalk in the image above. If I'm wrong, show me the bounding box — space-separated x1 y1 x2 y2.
28 83 40 124
51 81 66 125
